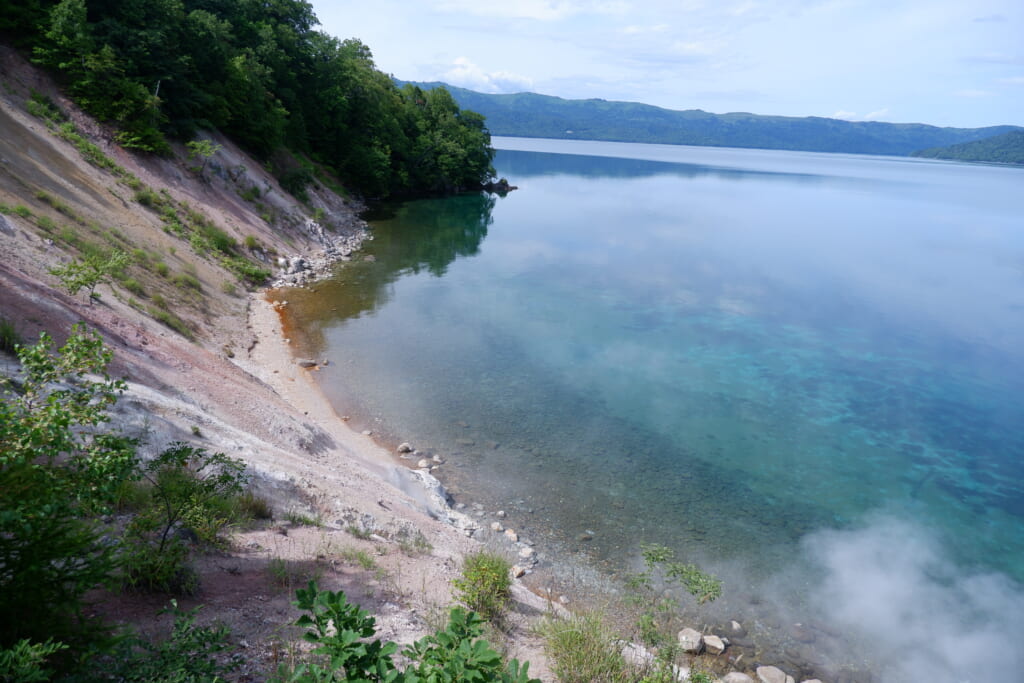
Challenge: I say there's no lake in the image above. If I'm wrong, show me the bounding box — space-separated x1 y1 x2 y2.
283 137 1024 681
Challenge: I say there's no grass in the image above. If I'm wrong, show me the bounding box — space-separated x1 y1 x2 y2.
346 525 373 540
397 530 433 557
172 272 202 291
146 305 193 339
337 547 377 571
234 491 273 521
536 611 633 683
0 315 22 354
286 511 321 527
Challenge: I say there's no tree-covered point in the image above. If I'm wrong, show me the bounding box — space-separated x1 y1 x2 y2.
911 130 1024 166
2 0 495 197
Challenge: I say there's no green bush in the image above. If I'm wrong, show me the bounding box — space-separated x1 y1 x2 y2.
122 444 245 594
279 582 539 682
452 551 512 622
88 602 238 681
0 639 68 682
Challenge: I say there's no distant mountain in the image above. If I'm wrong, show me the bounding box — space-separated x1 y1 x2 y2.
402 81 1022 157
911 130 1024 165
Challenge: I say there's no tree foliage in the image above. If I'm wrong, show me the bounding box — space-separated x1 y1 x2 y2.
0 324 136 648
12 0 495 196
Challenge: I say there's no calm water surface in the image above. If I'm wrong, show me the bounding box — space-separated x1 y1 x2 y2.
284 138 1024 678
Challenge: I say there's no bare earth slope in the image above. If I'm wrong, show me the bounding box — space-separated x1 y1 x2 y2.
0 46 554 680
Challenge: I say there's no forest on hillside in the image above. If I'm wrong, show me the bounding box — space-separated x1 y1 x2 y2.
911 130 1024 165
407 81 1022 157
1 0 495 197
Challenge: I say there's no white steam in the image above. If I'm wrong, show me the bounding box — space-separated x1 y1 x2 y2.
803 514 1024 682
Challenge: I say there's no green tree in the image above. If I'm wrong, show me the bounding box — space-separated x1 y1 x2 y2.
186 138 223 177
0 324 137 648
49 248 130 302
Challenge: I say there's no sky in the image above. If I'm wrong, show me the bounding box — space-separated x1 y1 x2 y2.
309 1 1023 129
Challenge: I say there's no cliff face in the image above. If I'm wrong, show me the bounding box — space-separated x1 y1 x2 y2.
1 45 559 680
0 44 366 349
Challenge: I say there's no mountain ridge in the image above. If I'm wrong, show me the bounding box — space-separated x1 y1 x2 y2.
403 81 1022 157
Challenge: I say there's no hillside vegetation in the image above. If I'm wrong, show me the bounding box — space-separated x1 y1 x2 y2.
911 130 1024 165
3 0 495 197
407 81 1021 157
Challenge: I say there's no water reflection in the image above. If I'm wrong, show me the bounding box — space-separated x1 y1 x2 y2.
279 192 496 353
497 148 822 183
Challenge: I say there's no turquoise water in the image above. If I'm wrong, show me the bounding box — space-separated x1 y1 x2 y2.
287 138 1024 679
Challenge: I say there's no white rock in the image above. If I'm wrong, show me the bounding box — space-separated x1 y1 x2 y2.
504 529 519 543
510 565 526 578
417 459 432 469
518 546 535 559
496 510 506 518
677 627 703 654
756 666 789 683
704 634 726 655
722 674 755 683
397 442 413 453
490 522 504 532
621 642 655 668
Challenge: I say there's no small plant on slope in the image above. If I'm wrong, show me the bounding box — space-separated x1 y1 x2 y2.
452 551 512 623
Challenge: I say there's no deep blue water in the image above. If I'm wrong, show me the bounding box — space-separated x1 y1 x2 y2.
285 138 1024 679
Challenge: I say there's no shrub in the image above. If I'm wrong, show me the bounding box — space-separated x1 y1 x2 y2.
281 582 539 682
133 187 163 208
90 602 238 681
452 551 512 622
122 443 246 594
0 639 68 682
154 260 170 277
243 234 259 249
13 205 31 218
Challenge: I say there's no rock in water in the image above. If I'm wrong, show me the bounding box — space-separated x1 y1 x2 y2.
677 627 703 654
704 634 726 655
756 666 789 683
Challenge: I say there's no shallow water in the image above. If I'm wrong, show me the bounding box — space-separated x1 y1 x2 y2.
286 138 1024 680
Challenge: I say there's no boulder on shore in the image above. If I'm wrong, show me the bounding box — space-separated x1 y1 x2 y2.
677 627 703 654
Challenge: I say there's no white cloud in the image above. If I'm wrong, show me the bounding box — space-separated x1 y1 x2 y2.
442 57 534 93
434 0 627 21
831 108 889 121
622 23 670 34
998 76 1024 85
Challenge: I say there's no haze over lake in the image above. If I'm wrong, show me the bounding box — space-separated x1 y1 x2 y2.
286 138 1024 680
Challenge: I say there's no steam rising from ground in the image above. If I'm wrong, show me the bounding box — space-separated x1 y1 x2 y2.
802 514 1024 682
